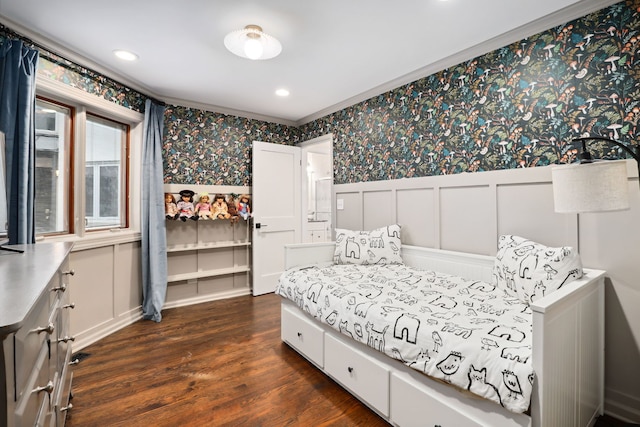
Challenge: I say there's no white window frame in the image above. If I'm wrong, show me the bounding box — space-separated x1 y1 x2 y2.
35 75 144 249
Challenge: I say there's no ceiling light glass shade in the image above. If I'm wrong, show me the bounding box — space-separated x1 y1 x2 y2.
224 25 282 60
552 160 630 213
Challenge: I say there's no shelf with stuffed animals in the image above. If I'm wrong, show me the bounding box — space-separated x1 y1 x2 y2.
163 184 252 300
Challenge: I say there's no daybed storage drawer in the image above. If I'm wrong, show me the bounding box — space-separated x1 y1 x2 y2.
324 334 390 417
281 304 324 367
390 372 483 427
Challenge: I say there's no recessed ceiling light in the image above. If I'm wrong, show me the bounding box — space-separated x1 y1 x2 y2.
113 50 139 61
275 88 290 97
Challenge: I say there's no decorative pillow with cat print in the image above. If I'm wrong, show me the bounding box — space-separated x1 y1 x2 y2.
333 224 402 265
493 235 584 304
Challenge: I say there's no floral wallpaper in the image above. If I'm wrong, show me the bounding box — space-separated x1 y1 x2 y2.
301 0 640 184
3 1 640 187
163 105 302 185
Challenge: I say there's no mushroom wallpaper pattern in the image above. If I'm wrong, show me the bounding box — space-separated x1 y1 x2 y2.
300 0 640 185
2 1 639 187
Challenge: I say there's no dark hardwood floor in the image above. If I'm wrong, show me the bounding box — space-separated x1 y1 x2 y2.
65 294 633 427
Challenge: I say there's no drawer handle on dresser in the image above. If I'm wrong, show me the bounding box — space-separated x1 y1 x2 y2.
63 269 75 276
69 359 80 366
57 335 76 343
62 303 76 309
33 380 54 395
33 322 55 335
60 403 73 412
51 284 67 292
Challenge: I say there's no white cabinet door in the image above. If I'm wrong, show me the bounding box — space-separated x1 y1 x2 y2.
251 141 301 295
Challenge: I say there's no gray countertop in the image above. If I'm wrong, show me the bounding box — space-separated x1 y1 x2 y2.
0 242 73 335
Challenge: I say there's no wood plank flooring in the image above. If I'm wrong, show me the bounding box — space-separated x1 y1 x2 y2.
65 293 631 427
65 294 389 427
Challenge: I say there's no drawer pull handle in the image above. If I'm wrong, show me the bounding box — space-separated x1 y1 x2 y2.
51 284 67 292
63 269 75 276
33 322 55 335
347 366 354 373
69 359 80 366
60 403 73 412
57 335 76 343
63 303 76 309
34 381 54 395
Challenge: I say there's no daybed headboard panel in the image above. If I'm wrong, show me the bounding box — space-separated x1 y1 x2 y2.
401 245 494 282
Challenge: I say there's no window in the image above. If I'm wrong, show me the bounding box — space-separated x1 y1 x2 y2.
33 97 131 236
85 114 128 230
35 99 71 235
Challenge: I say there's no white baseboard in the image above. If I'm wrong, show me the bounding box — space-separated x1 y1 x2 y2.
163 288 251 310
605 387 640 423
72 307 143 352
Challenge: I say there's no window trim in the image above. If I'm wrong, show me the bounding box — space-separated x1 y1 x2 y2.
35 75 144 248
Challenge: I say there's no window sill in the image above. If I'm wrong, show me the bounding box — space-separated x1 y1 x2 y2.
38 229 142 251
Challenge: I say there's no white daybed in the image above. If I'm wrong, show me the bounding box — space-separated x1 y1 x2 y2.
278 242 605 427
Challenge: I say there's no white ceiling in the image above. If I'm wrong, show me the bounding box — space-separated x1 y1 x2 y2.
0 0 620 126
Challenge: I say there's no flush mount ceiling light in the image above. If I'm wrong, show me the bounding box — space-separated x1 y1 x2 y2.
224 25 282 60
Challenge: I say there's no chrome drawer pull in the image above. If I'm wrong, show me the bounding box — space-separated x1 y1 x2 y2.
63 303 76 309
33 322 55 335
60 403 73 412
51 284 67 292
62 269 75 276
57 335 76 343
33 381 54 395
69 359 80 366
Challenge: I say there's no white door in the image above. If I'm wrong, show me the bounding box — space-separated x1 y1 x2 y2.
252 141 301 295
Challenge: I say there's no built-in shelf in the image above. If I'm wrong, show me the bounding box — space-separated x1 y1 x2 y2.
167 265 251 283
164 185 252 303
167 241 251 253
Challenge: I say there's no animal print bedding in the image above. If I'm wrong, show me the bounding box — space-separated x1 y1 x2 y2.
276 263 535 414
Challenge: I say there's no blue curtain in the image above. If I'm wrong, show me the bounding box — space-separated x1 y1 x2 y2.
141 98 168 322
0 39 38 244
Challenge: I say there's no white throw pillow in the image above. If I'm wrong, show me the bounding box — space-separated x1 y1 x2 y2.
493 235 583 304
334 224 402 265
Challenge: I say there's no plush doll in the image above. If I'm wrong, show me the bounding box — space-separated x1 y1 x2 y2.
165 193 179 220
177 189 198 221
226 194 240 224
211 193 231 220
195 192 213 220
237 194 252 220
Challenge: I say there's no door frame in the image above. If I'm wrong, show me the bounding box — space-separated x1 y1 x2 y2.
299 133 334 242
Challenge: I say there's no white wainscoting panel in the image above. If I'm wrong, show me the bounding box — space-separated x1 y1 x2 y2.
396 188 436 247
335 192 362 231
363 190 394 230
439 185 494 255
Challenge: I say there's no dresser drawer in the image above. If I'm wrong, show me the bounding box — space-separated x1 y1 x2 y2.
14 343 50 427
281 304 324 367
390 372 483 427
14 292 52 396
324 334 390 417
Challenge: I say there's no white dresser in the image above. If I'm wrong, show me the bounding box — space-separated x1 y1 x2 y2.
0 242 75 427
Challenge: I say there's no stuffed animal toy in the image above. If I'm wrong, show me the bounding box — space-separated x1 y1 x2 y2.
238 194 252 220
195 192 213 220
165 193 179 220
177 189 198 221
212 193 231 220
